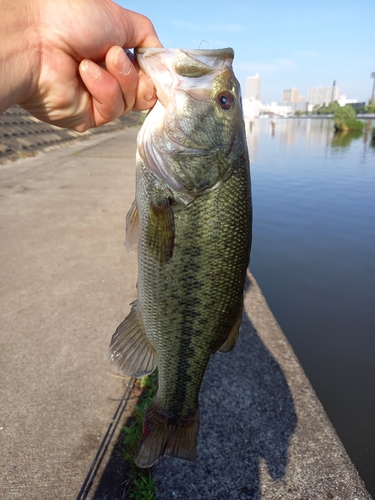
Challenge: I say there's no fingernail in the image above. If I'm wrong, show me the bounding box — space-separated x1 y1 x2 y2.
81 59 102 80
143 78 157 102
114 48 132 76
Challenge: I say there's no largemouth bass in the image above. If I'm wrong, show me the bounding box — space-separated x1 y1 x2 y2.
109 47 252 468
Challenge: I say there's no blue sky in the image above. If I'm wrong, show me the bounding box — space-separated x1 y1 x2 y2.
119 0 375 103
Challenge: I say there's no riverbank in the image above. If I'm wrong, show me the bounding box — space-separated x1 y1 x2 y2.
263 114 375 119
0 105 143 163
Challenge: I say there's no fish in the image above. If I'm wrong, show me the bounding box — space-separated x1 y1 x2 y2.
109 47 252 468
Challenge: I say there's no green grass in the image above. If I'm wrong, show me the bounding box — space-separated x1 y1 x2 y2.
123 370 158 500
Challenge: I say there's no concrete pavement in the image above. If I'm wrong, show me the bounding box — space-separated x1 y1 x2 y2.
0 129 140 499
0 127 371 499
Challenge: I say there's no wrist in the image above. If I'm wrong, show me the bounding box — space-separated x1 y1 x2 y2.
0 0 41 113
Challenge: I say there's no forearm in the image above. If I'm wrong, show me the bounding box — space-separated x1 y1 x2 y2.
0 0 40 113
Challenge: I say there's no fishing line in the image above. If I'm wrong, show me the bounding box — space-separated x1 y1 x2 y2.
198 40 213 49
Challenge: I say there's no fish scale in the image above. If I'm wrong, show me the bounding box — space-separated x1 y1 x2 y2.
135 152 251 463
109 47 252 468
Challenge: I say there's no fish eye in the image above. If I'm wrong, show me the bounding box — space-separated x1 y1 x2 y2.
217 92 234 111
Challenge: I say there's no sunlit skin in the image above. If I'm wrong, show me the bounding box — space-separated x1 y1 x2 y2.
0 0 162 131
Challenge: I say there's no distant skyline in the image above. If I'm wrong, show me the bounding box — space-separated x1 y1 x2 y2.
246 74 262 101
119 0 374 103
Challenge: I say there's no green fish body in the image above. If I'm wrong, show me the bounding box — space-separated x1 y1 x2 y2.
109 48 252 468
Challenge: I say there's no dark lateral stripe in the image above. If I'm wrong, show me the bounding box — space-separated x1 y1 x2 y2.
170 222 204 416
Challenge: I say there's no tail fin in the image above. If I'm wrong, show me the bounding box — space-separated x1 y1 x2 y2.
135 400 199 468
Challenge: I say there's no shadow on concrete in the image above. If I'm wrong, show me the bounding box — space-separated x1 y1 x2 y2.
76 381 136 500
90 276 297 500
90 425 132 500
153 276 297 499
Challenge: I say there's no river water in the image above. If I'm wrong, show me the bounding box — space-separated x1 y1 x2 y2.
247 117 375 495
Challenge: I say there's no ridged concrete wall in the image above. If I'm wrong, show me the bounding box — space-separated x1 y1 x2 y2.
0 105 143 162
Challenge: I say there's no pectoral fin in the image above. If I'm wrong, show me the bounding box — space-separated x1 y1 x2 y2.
125 200 140 252
147 198 175 265
109 301 157 377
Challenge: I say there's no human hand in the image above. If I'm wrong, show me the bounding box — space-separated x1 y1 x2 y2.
1 0 162 131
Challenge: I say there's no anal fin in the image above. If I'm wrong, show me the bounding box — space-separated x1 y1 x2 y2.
135 401 198 468
218 305 243 353
109 301 157 377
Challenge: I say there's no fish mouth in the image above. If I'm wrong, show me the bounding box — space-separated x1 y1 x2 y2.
135 47 234 60
136 47 235 108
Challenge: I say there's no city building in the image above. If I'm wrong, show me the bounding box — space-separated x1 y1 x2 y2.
281 88 305 104
308 83 340 106
290 102 309 114
337 95 358 107
246 74 262 102
260 102 313 116
242 98 261 119
243 74 262 119
260 102 291 116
